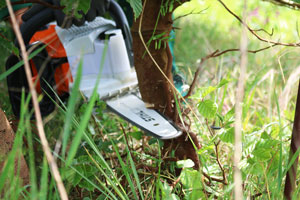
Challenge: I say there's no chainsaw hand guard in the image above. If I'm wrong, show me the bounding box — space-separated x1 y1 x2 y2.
22 0 111 28
6 45 59 117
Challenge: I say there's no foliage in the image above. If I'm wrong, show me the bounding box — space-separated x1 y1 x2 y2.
60 0 91 18
126 0 142 19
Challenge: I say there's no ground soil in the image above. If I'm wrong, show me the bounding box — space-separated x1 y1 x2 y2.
0 108 29 186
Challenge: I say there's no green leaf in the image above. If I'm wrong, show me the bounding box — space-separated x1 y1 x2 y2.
192 86 217 100
176 159 195 168
77 0 91 15
129 131 143 140
252 147 271 161
60 0 91 18
96 194 106 200
198 99 218 119
248 162 264 175
0 36 18 65
148 138 158 145
180 168 201 188
217 78 231 88
219 127 234 144
126 0 142 19
79 178 96 191
0 1 6 9
160 182 180 200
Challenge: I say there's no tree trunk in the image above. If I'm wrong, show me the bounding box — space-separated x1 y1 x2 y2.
131 0 201 170
284 80 300 200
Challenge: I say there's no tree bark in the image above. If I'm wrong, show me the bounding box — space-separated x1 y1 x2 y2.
131 0 201 170
284 80 300 200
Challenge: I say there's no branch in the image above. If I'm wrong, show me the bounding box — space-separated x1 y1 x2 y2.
215 142 228 185
252 28 274 37
262 0 300 10
5 1 68 200
183 44 279 99
202 171 228 185
11 0 64 9
204 120 228 185
0 32 12 41
173 8 208 22
217 0 300 47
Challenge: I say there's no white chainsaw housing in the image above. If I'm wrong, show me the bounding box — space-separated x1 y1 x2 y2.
54 17 182 139
55 17 138 99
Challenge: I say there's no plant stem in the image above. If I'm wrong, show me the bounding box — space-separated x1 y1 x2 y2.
234 0 248 199
5 1 68 199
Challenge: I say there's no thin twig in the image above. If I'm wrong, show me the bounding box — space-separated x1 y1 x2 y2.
173 8 208 22
5 1 68 200
251 192 263 199
252 28 274 37
214 143 228 185
184 44 278 99
202 171 227 185
262 0 300 10
171 177 181 188
218 0 300 47
0 32 12 41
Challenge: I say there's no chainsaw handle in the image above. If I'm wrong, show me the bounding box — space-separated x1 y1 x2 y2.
9 9 57 117
18 8 54 46
108 0 134 67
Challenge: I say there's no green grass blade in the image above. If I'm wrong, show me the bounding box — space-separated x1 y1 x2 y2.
26 116 38 199
124 138 145 200
44 78 128 199
0 44 47 81
39 156 49 200
111 141 139 200
274 90 283 195
0 90 27 194
66 38 109 166
155 143 162 200
81 148 122 200
66 69 102 165
62 58 83 157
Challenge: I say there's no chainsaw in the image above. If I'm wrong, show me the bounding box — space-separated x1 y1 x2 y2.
5 0 182 140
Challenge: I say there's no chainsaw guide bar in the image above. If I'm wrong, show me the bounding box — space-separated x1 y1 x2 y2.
106 94 182 140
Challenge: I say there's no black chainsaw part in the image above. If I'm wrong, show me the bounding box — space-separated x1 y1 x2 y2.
108 0 134 67
6 44 58 117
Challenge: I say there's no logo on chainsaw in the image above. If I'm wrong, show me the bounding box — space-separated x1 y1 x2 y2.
133 109 155 122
